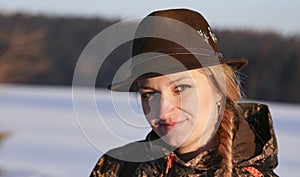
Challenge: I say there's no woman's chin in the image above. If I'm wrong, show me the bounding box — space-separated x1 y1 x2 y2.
160 134 187 148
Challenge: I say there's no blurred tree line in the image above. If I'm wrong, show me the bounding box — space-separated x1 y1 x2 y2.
0 12 299 102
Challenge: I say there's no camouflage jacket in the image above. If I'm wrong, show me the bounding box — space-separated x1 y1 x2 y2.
90 103 279 177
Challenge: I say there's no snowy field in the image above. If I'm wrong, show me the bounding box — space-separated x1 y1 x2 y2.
0 84 299 177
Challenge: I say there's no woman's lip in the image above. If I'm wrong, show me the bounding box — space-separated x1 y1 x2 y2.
158 120 186 130
160 122 180 126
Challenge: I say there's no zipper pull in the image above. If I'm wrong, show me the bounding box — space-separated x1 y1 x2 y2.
165 152 175 174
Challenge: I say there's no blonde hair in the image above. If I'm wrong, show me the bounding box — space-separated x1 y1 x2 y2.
205 64 243 177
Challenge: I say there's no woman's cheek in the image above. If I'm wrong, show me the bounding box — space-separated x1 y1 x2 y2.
142 100 151 115
180 92 200 113
142 100 159 124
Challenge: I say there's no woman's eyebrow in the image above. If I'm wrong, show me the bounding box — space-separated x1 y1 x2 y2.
138 76 193 89
139 86 154 90
167 77 192 86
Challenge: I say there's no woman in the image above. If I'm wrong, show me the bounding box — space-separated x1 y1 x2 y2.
90 8 278 177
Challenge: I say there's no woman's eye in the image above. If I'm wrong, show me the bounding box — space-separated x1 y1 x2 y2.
141 92 154 99
174 84 191 93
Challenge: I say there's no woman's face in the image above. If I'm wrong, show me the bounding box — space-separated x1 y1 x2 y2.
137 69 221 153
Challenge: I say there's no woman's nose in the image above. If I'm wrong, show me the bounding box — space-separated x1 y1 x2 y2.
159 95 179 121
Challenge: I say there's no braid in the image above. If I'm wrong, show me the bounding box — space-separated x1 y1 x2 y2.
206 64 243 176
217 101 236 177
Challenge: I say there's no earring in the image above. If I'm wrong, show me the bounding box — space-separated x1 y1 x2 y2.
216 101 221 114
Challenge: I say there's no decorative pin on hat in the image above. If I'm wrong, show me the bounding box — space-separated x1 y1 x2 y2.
197 29 210 44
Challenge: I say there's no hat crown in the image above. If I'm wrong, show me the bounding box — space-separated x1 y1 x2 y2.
132 8 219 58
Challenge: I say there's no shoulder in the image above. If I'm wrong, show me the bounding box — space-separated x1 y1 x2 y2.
234 102 279 176
238 102 277 153
90 153 123 177
89 141 154 177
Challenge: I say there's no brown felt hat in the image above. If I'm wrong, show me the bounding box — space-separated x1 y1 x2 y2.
108 8 247 92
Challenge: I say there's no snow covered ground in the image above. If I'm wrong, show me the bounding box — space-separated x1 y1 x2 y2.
0 85 299 177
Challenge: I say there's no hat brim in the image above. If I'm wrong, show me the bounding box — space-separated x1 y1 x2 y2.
108 57 248 92
221 58 248 71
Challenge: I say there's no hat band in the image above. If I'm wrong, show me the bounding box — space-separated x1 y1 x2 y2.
156 48 223 58
130 48 223 70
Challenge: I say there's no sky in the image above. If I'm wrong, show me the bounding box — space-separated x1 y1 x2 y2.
0 0 299 35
